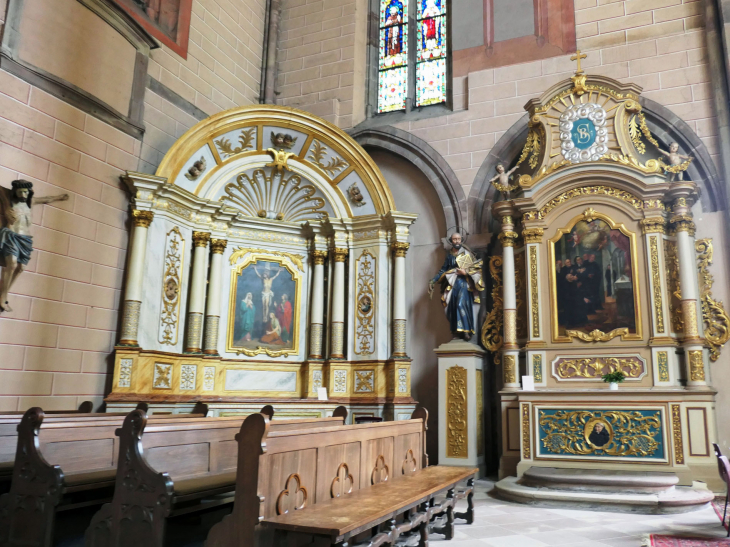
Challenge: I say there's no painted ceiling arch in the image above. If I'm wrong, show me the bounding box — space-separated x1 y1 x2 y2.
155 105 397 221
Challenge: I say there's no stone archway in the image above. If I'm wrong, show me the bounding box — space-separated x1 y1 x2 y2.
351 125 467 231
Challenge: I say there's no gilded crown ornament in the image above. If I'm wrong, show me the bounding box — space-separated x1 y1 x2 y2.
266 148 296 173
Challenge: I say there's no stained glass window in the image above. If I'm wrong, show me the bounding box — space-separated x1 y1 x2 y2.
416 0 447 107
378 0 408 113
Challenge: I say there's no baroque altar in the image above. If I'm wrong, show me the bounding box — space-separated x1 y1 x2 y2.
108 106 417 420
481 58 730 491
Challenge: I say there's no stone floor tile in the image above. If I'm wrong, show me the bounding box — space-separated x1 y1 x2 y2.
524 529 593 545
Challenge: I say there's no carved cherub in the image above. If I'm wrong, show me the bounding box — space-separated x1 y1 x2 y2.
348 183 366 207
658 142 693 181
185 157 207 181
271 132 297 150
489 164 520 197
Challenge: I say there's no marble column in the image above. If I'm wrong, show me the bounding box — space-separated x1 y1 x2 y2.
119 210 154 346
309 250 327 359
670 196 706 388
330 247 348 359
392 242 410 357
203 238 227 355
495 204 520 390
185 231 211 353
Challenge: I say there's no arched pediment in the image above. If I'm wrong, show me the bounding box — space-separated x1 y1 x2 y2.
154 105 397 221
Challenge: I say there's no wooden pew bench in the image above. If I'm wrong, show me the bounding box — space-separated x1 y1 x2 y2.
0 405 226 547
263 466 476 546
203 407 476 547
84 406 348 547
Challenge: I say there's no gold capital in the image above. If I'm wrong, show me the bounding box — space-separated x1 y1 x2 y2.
312 250 328 265
333 248 349 262
132 210 154 228
641 217 666 235
499 231 519 247
210 239 228 254
670 214 695 236
392 242 410 258
522 228 543 244
192 231 211 247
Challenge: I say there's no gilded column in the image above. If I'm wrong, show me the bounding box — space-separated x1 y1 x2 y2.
309 250 327 359
495 204 519 390
330 247 348 359
203 238 227 355
670 193 706 388
120 210 154 346
392 242 410 357
185 231 211 353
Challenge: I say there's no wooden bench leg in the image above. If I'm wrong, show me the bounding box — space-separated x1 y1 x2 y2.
430 488 455 540
454 478 474 525
418 506 429 547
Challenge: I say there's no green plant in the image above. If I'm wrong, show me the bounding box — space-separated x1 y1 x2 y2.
602 370 626 383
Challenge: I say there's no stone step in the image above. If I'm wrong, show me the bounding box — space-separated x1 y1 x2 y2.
494 476 714 514
522 467 680 493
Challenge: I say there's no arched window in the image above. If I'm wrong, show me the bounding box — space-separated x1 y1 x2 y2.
377 0 448 114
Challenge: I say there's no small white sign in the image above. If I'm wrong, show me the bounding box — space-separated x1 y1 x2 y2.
522 375 535 391
317 387 328 401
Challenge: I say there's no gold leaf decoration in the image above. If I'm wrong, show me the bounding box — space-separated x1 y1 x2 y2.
215 128 256 158
308 140 348 177
229 247 305 271
665 241 683 333
480 256 503 364
555 357 644 379
638 112 660 148
696 238 730 361
628 115 645 155
565 328 628 342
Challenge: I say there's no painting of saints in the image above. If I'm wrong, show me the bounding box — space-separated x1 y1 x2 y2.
230 260 297 353
588 422 610 447
384 1 404 58
552 218 637 338
421 0 442 53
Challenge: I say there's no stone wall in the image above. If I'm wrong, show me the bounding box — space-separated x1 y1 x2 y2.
0 0 266 410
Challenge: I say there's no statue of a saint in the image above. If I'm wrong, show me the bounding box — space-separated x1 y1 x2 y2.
0 180 68 312
429 231 484 341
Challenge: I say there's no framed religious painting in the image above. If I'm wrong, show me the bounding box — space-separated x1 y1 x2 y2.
548 209 642 343
112 0 193 58
227 254 302 357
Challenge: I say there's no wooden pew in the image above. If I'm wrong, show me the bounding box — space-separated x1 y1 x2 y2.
204 408 476 547
84 406 348 547
0 404 239 547
0 403 209 490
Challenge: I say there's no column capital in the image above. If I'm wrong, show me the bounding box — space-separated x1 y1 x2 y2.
132 209 154 228
670 214 696 236
392 241 410 257
498 231 519 247
210 238 228 254
312 250 328 265
333 248 349 262
522 228 543 244
192 231 212 247
641 217 666 235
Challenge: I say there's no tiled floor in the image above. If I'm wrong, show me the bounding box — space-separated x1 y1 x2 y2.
438 480 728 547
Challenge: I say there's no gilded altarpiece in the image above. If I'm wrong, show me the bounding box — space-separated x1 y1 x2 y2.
484 65 726 490
108 106 418 420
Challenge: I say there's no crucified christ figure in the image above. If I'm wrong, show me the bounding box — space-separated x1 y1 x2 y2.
253 265 282 320
0 180 68 312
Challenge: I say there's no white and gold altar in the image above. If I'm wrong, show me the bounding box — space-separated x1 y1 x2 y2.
479 58 730 494
107 106 418 420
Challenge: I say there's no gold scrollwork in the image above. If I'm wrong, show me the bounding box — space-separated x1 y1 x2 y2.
554 357 644 379
529 246 539 338
132 209 154 228
159 228 185 346
523 228 544 243
671 404 684 464
642 218 666 235
688 350 705 382
657 351 670 383
565 328 628 342
533 355 543 383
665 241 683 333
516 127 543 170
215 128 255 158
522 404 531 459
476 369 484 457
649 236 665 334
696 238 730 361
446 365 468 458
229 247 305 271
499 231 519 247
503 354 517 384
355 250 376 355
515 254 527 340
524 186 664 221
481 256 503 363
308 140 348 177
539 410 663 457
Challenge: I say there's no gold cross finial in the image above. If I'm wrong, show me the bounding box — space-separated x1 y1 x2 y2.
571 50 587 74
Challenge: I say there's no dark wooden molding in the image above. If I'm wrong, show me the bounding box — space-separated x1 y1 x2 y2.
146 76 208 121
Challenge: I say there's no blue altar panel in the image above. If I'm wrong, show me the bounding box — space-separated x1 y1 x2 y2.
536 407 666 462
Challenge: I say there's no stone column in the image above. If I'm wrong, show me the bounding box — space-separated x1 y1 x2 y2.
392 242 410 357
494 203 519 390
330 247 348 359
185 231 211 353
119 210 154 346
309 250 327 359
203 238 227 355
670 195 706 388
